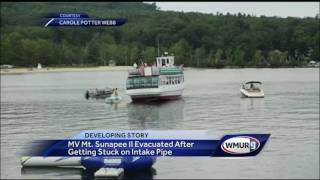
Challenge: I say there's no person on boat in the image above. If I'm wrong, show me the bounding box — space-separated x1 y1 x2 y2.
114 88 118 96
250 83 255 91
133 62 137 69
112 88 118 97
85 90 89 99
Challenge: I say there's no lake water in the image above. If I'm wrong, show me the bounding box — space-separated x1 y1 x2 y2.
1 68 319 179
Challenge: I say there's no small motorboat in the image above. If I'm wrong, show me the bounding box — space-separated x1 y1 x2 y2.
105 96 122 104
85 88 112 99
105 88 122 103
240 81 264 98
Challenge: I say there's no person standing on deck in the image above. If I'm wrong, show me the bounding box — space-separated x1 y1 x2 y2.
112 88 118 97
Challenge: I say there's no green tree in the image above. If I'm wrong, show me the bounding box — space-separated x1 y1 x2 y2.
86 35 100 65
1 2 318 67
233 47 245 67
253 50 264 67
169 39 192 66
35 39 55 66
225 48 233 64
267 50 283 67
1 32 23 65
214 48 223 64
19 39 38 66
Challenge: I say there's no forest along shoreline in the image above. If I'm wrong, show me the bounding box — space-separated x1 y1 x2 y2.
1 65 318 75
1 2 319 70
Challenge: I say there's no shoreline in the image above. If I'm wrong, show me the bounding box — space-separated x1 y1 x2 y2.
1 65 318 75
0 66 132 75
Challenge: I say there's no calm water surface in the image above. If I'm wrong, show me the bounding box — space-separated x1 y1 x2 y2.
1 68 319 179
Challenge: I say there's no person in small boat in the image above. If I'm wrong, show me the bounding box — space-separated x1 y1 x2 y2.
133 62 137 69
112 88 118 97
85 90 89 99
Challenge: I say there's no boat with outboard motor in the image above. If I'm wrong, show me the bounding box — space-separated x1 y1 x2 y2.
85 87 112 99
126 52 184 101
240 81 264 98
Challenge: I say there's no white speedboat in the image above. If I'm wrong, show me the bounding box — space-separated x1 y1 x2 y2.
240 81 264 98
126 52 184 102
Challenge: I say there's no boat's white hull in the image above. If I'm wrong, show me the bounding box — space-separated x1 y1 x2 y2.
105 96 122 103
126 84 184 101
21 157 81 167
240 88 264 98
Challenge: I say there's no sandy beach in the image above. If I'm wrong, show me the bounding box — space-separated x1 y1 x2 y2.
0 66 131 75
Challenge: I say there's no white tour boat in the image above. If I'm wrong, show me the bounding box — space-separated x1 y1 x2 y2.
126 52 184 101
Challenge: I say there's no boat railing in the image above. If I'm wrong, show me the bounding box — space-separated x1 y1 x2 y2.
126 76 159 89
128 66 160 76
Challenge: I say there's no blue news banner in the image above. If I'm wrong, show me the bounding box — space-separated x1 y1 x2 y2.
44 13 127 27
25 131 270 157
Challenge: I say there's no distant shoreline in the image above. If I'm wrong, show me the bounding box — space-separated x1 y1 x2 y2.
0 65 318 75
0 66 131 75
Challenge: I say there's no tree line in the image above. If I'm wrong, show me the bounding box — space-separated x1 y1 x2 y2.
1 2 319 68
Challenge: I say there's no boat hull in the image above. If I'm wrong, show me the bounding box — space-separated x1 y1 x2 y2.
126 85 184 102
131 95 182 102
240 88 264 98
105 96 122 104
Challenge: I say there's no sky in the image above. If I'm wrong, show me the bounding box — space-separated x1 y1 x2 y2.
150 2 319 18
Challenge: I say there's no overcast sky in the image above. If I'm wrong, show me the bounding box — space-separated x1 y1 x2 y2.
151 2 319 18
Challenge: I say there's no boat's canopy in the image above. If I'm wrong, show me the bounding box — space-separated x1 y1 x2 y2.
245 81 262 84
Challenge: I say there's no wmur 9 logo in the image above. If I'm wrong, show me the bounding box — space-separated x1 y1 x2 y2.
221 136 260 154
